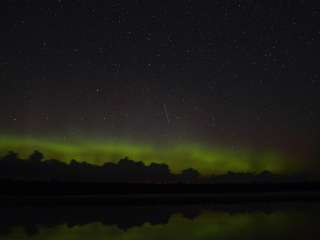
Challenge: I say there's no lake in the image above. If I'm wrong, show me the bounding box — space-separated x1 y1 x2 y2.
1 203 319 239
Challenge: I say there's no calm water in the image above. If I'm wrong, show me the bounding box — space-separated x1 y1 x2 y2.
1 203 320 240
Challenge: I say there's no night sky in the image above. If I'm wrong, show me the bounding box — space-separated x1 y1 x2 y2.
1 0 320 174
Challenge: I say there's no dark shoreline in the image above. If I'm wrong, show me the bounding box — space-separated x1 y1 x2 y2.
1 181 320 205
2 192 320 205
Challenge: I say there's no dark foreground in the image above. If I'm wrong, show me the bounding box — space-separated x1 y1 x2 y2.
1 181 320 239
1 181 320 205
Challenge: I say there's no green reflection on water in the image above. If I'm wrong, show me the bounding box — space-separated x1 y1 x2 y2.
4 210 317 240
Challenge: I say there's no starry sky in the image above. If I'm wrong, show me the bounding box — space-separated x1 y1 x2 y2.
0 0 320 173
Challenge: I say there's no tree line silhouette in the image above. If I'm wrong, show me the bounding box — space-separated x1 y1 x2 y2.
0 150 305 183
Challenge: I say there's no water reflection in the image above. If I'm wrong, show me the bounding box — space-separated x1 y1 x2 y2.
1 203 320 240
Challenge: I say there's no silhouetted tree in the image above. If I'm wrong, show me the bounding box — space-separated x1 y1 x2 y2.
180 168 200 183
28 150 44 163
1 151 19 162
0 150 307 183
149 162 171 183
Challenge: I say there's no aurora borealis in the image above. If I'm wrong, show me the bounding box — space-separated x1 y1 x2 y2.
0 135 295 174
1 1 320 176
1 2 320 240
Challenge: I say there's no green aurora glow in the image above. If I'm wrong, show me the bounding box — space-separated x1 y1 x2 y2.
0 135 298 174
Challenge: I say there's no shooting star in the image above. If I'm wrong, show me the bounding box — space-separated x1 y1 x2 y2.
163 103 170 124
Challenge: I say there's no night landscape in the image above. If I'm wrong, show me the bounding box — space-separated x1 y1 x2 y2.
1 1 320 239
